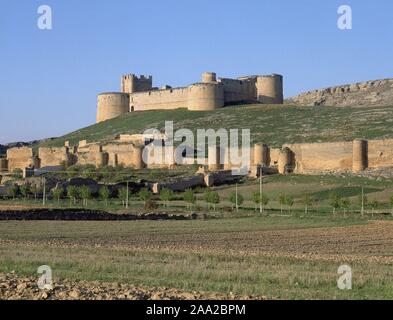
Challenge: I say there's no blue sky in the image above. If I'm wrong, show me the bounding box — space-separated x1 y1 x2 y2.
0 0 392 143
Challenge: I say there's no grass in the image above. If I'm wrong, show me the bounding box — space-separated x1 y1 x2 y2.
1 216 393 299
37 104 393 149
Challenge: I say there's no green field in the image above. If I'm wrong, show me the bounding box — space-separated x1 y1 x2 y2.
38 104 393 149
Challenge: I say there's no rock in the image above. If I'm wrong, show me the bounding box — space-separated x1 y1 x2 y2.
68 290 80 299
16 283 27 291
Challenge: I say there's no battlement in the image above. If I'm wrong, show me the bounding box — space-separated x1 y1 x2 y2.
121 73 153 94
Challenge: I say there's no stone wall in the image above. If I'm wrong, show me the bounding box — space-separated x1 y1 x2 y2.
218 78 257 103
283 142 353 173
6 147 36 172
39 147 71 168
130 87 188 111
368 139 393 168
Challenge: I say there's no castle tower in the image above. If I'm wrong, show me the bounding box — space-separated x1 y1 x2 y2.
121 74 153 94
187 82 224 111
352 139 368 173
96 92 130 123
256 74 284 104
253 143 269 166
202 72 217 83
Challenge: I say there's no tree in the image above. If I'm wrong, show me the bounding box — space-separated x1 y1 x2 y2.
301 194 315 215
99 186 110 207
79 186 91 207
278 193 286 213
51 187 64 204
285 195 294 215
329 191 342 215
204 189 213 210
159 188 174 208
228 191 244 212
118 187 128 207
341 198 351 217
252 191 260 211
260 193 269 214
19 184 29 201
210 191 220 211
67 185 78 205
6 185 18 200
139 188 152 207
358 192 368 215
30 184 41 201
369 199 379 218
183 189 196 211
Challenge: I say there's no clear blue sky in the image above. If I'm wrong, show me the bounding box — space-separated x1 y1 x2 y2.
1 0 392 143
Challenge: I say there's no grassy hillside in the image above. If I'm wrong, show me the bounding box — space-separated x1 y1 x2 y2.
39 104 393 148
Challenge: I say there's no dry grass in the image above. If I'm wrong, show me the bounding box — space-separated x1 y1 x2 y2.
0 216 393 299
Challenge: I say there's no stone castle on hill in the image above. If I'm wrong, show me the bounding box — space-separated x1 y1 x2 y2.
96 72 284 123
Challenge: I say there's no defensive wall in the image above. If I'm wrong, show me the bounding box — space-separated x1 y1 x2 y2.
96 72 284 122
4 137 393 178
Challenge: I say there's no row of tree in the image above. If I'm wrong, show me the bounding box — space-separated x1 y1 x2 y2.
3 183 392 215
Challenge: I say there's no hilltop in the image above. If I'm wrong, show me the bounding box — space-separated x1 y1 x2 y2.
37 103 393 149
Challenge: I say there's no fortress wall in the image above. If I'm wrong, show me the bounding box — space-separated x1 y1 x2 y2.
130 87 188 111
102 143 144 169
75 143 102 166
367 139 393 168
269 148 281 165
283 142 353 173
39 147 70 167
219 78 257 103
6 147 35 172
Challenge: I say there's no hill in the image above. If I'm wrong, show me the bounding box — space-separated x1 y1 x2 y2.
38 103 393 149
286 78 393 107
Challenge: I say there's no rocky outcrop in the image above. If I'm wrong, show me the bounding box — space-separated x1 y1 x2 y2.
286 78 393 107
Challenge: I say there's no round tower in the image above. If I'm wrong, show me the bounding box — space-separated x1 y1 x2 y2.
278 147 293 174
187 83 224 111
132 145 145 169
96 92 130 123
256 74 284 104
352 139 368 173
202 72 217 83
253 143 269 166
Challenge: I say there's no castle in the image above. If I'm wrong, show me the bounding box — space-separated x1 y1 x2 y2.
96 72 284 123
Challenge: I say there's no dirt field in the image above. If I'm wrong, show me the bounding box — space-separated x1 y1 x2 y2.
0 216 393 299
